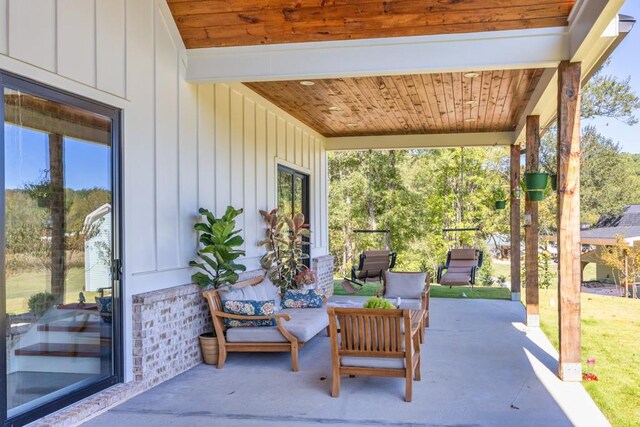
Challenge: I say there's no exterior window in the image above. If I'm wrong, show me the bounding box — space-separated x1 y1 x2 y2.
1 72 122 426
277 165 310 265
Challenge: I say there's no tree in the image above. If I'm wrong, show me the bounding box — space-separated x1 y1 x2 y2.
600 235 640 298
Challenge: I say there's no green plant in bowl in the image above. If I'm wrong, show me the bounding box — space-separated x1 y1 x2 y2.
363 296 396 309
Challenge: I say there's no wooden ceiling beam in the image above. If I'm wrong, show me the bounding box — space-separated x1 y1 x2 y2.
325 132 514 151
187 27 568 83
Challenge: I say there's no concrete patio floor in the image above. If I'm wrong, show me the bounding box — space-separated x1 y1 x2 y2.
83 297 609 427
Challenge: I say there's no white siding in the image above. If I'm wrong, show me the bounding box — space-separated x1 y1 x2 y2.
0 0 329 380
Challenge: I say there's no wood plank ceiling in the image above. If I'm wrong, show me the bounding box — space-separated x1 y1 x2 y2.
167 0 575 48
245 69 545 137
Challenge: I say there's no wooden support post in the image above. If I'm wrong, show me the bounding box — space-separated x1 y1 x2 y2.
557 61 582 382
49 134 65 300
525 116 540 327
510 144 521 301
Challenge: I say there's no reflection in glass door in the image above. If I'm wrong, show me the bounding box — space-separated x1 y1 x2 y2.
2 74 121 424
277 165 310 266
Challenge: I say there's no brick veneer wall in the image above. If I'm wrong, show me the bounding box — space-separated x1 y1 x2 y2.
29 261 334 426
312 255 335 297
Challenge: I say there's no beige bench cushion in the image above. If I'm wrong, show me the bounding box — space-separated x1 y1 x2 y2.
341 355 405 369
226 307 328 343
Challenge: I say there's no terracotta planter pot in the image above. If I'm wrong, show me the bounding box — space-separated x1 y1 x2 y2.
494 200 506 210
199 332 219 365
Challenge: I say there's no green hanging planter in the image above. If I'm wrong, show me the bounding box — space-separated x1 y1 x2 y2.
527 190 545 202
550 174 558 191
494 200 506 210
524 172 549 190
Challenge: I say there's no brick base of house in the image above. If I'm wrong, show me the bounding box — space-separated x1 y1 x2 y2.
29 258 334 426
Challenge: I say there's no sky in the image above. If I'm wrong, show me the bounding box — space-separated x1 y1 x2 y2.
585 2 640 154
4 125 110 191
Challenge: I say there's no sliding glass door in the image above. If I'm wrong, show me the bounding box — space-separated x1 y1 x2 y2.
277 165 310 265
1 72 121 426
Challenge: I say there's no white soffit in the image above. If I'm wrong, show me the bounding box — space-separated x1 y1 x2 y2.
324 132 514 151
185 27 568 83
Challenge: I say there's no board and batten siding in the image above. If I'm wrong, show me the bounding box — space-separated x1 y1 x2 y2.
0 0 329 381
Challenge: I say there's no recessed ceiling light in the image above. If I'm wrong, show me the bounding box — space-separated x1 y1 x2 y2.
464 118 477 122
464 72 480 78
299 80 315 86
347 123 359 127
328 106 341 111
465 100 478 106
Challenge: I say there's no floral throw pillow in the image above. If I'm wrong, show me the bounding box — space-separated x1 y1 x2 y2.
222 300 276 328
282 289 324 309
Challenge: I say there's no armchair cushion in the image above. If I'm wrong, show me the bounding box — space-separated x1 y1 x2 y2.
341 356 405 369
223 300 277 327
282 289 324 308
384 271 427 299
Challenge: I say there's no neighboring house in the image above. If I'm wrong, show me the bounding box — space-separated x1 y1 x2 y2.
83 204 112 292
579 204 640 283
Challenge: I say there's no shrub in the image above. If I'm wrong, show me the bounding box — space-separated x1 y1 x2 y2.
27 292 56 317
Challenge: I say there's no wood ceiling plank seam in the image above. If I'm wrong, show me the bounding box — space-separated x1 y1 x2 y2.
180 16 571 48
420 73 445 132
451 72 465 133
400 75 431 133
467 72 481 133
409 75 437 132
367 76 411 134
430 73 451 132
246 82 332 136
483 70 503 132
331 78 383 134
354 78 399 135
168 0 574 16
441 73 458 133
461 72 470 133
476 71 492 132
491 69 515 131
402 75 433 132
503 69 532 130
500 69 527 131
387 75 423 133
511 68 544 128
486 71 504 131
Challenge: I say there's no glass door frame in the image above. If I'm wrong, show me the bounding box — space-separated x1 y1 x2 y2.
0 70 123 427
277 164 311 267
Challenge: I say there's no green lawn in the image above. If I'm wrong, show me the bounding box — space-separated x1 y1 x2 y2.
332 279 510 300
6 267 93 314
537 289 640 427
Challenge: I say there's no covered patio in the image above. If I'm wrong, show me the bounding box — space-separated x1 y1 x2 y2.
82 296 608 427
0 0 634 425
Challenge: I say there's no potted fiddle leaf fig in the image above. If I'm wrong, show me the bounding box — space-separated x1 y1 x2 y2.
190 206 246 365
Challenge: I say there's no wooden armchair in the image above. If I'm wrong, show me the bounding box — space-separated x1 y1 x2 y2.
327 307 422 402
380 271 431 341
202 276 301 371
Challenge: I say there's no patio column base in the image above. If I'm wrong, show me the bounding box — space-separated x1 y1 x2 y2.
559 362 582 382
510 292 521 301
526 314 540 327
